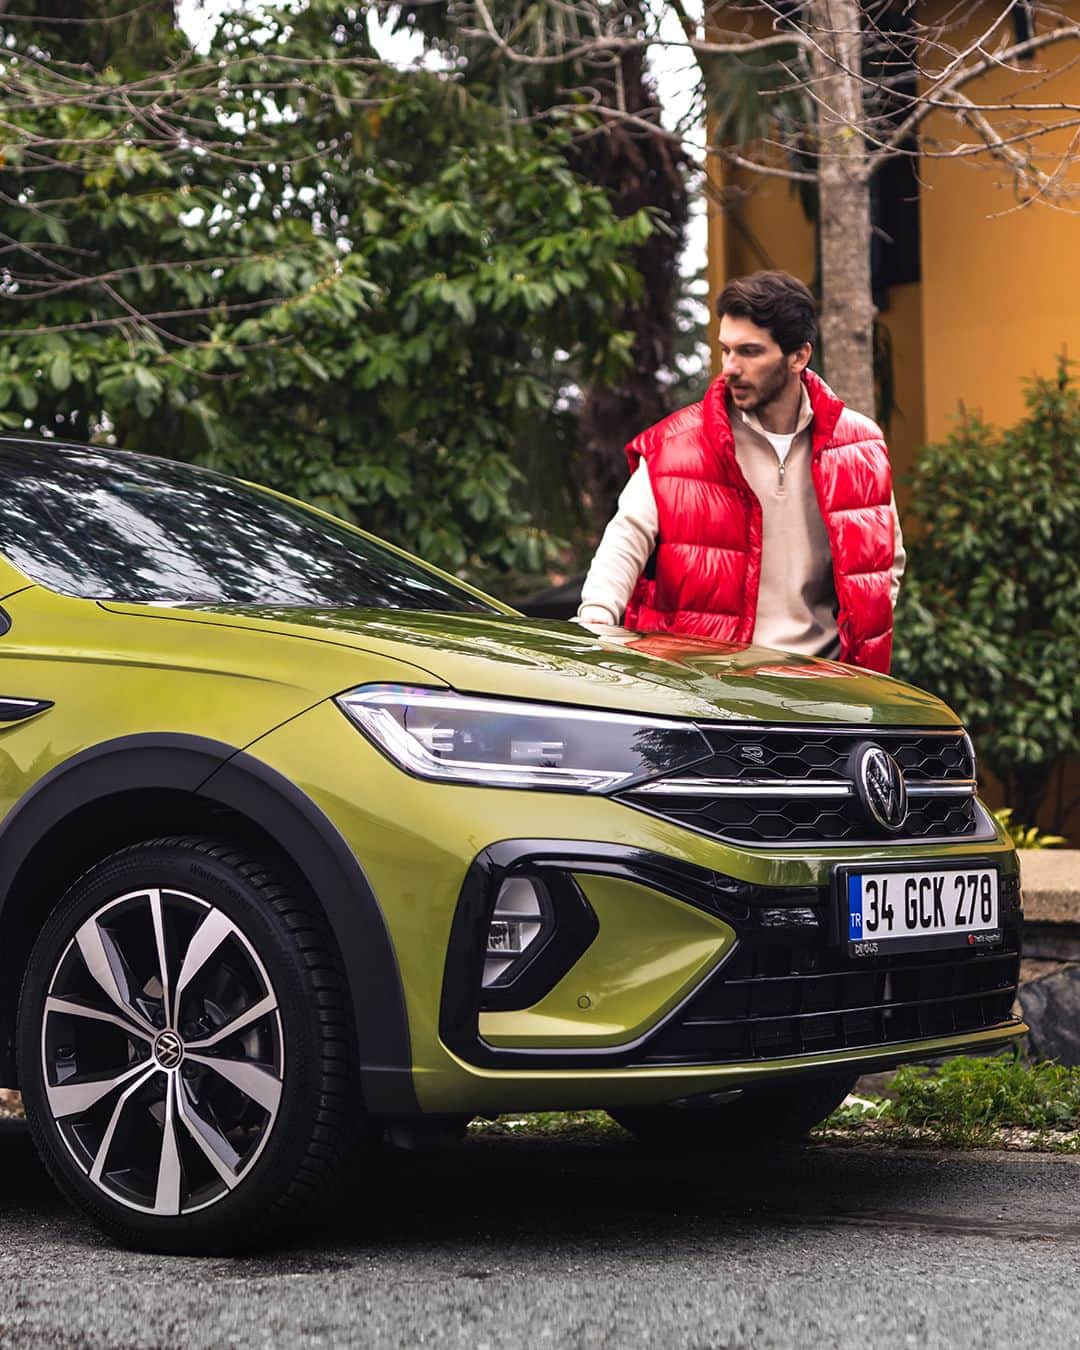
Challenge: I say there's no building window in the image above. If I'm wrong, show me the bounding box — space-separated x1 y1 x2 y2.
1012 2 1035 47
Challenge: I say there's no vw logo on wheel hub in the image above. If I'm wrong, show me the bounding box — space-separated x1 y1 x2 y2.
153 1030 184 1070
852 743 909 832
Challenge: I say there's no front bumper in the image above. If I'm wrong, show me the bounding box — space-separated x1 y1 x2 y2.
435 840 1024 1111
247 702 1026 1117
436 1023 1027 1116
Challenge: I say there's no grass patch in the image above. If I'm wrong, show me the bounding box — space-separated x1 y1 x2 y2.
468 1109 628 1140
893 1056 1080 1141
821 1055 1080 1150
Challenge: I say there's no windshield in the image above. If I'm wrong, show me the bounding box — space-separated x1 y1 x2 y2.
0 441 498 613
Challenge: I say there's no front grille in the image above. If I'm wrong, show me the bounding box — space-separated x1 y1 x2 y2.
619 725 984 846
626 788 978 845
689 727 974 783
637 875 1022 1066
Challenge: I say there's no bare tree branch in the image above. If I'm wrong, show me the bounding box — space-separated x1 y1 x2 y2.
939 87 1080 206
868 23 1080 168
465 0 810 67
711 146 816 184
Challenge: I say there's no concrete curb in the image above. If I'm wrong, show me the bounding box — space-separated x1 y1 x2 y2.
1020 851 1080 926
1016 852 1080 1063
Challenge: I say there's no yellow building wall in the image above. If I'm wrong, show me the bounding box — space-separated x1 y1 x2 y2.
918 6 1080 442
878 283 925 508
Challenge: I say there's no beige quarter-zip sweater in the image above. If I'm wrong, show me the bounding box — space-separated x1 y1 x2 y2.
577 390 906 658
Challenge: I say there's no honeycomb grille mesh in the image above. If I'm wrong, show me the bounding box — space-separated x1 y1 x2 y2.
620 727 980 846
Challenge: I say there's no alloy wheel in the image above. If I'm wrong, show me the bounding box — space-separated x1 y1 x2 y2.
39 886 284 1216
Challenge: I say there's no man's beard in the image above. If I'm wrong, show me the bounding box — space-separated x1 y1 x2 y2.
728 355 791 413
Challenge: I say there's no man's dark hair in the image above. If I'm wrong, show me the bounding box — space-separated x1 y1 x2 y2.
716 271 818 353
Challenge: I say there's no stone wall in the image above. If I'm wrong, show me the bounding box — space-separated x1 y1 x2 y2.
1017 851 1080 1063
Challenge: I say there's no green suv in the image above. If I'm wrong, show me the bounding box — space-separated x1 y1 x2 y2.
0 439 1024 1252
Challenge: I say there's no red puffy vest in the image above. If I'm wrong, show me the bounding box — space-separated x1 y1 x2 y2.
623 371 896 673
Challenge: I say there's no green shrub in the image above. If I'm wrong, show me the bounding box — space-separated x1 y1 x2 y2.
892 357 1080 829
992 807 1067 849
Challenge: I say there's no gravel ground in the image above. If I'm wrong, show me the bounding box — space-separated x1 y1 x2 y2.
2 1123 1080 1348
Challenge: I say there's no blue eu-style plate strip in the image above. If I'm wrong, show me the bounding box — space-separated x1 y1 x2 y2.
848 874 863 941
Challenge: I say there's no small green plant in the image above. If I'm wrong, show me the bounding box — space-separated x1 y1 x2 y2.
992 807 1067 850
888 1056 1080 1145
819 1055 1080 1149
469 1110 627 1140
822 1093 892 1129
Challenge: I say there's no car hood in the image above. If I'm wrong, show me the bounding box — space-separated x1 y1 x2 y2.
101 602 956 728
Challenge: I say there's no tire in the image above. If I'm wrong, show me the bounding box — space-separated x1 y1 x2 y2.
608 1072 857 1151
17 836 357 1253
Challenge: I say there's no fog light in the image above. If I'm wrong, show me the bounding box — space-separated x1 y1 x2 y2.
483 877 548 987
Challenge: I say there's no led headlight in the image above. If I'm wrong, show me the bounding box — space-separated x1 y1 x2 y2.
336 685 710 793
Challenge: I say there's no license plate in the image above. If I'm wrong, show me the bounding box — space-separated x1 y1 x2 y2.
843 865 1000 957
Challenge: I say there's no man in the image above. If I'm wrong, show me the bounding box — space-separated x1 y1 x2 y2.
576 270 905 673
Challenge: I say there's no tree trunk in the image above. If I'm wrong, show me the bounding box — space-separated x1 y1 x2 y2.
808 0 876 418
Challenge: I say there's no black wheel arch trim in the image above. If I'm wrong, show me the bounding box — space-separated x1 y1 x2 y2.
0 732 416 1114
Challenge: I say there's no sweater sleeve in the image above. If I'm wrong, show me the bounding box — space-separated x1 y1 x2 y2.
890 492 906 607
576 463 659 625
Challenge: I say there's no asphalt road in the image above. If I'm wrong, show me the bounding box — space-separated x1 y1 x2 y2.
3 1122 1080 1349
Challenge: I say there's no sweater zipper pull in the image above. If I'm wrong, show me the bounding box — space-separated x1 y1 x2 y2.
777 458 786 490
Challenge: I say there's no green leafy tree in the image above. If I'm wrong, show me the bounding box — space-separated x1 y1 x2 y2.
893 358 1080 829
0 0 651 578
381 0 691 529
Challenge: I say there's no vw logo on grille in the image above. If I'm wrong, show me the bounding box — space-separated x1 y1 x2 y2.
853 743 909 832
154 1031 184 1070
